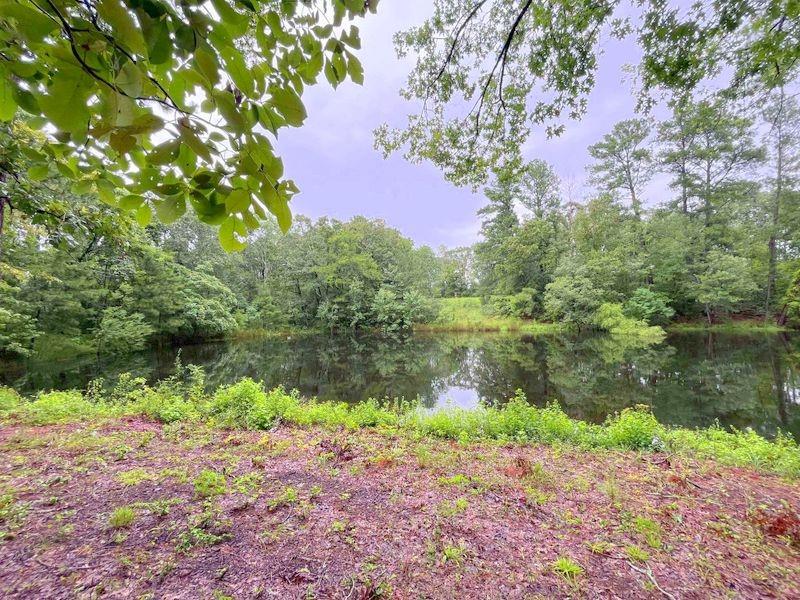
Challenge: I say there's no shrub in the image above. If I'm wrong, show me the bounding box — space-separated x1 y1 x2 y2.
209 378 267 428
623 288 675 325
193 470 226 498
21 390 107 425
247 386 301 429
0 387 21 415
603 406 664 450
135 389 199 424
108 506 135 528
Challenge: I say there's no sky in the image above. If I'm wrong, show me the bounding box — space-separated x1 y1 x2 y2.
275 1 665 249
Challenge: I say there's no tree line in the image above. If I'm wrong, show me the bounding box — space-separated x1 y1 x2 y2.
442 92 800 329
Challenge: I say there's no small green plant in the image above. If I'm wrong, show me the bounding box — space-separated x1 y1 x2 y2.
437 474 471 487
587 540 612 555
176 527 232 552
108 506 135 528
625 545 650 562
552 556 584 582
193 470 227 498
632 516 663 549
268 486 299 510
329 519 348 533
441 541 467 565
233 472 263 496
439 497 469 517
116 468 155 486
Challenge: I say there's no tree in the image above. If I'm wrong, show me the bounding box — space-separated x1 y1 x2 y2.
587 119 653 218
376 0 797 186
0 0 374 245
761 88 800 319
690 249 759 323
94 307 153 355
543 264 604 329
659 101 765 227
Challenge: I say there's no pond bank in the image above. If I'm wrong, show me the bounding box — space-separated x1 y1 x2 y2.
1 420 799 598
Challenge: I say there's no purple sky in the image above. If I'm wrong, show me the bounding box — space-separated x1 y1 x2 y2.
276 1 666 249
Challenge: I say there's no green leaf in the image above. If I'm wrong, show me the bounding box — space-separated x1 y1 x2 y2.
135 203 153 227
347 53 364 85
219 215 247 252
140 13 171 65
179 126 212 160
220 46 255 96
225 188 251 212
110 131 137 154
260 183 291 232
149 139 181 165
97 0 147 55
27 164 49 181
269 86 307 127
195 46 220 86
119 194 145 210
154 196 187 224
39 70 91 134
0 72 17 121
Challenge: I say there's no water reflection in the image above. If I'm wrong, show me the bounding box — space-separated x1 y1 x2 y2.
1 331 798 438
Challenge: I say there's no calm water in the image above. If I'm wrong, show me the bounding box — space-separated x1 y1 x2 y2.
1 331 798 438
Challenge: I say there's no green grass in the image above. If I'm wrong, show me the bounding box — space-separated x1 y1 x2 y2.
3 370 800 478
415 297 564 333
668 318 789 333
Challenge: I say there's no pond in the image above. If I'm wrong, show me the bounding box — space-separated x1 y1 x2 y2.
1 331 799 439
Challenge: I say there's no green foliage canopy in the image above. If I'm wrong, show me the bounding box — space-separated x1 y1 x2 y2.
0 0 374 246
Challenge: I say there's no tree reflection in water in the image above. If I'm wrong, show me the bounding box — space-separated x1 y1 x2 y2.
2 331 798 438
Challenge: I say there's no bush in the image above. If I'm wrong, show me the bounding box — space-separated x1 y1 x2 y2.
209 378 268 428
0 387 20 415
603 406 664 450
21 390 108 425
623 288 675 325
135 389 199 424
593 303 666 341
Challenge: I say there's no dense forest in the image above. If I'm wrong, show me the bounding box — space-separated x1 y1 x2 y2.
3 89 800 357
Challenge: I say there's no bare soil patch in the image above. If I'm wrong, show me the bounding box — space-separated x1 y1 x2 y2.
1 419 799 598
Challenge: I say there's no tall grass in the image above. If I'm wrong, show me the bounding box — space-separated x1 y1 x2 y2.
2 372 799 477
416 297 564 333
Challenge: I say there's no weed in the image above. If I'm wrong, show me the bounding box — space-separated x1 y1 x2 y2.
437 474 472 487
0 490 29 539
109 506 136 528
117 468 155 486
625 545 650 562
441 541 467 566
176 527 231 552
631 516 663 549
233 472 264 496
330 519 348 533
438 497 469 517
268 486 299 510
194 470 227 498
552 557 584 582
587 540 613 555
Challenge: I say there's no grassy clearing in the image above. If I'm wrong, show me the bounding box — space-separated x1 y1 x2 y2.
667 319 789 334
415 297 565 333
1 367 799 478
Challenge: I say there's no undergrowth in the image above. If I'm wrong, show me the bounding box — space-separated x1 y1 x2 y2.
2 365 799 477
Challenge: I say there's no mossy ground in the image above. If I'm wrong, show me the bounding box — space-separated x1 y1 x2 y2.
1 419 799 598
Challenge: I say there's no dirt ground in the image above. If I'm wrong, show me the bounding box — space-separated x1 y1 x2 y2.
1 418 799 599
